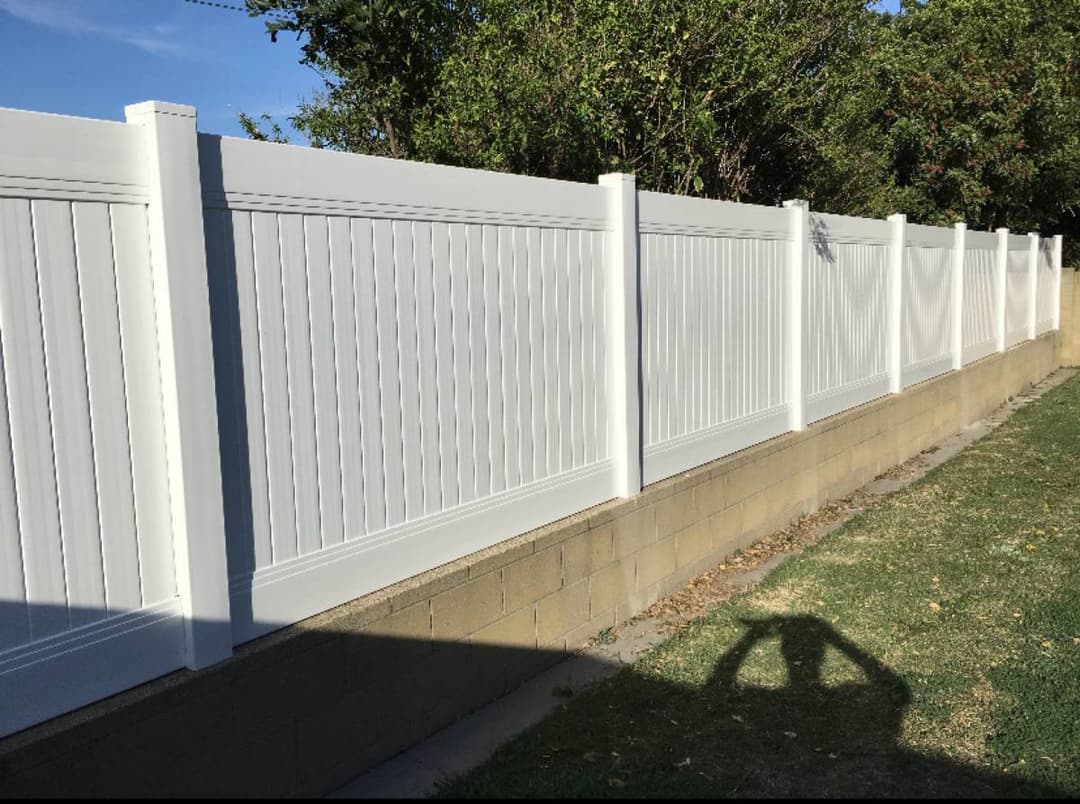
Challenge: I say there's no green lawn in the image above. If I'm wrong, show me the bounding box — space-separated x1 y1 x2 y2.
439 374 1080 798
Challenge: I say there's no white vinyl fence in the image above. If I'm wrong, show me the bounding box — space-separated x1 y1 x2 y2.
0 101 1065 737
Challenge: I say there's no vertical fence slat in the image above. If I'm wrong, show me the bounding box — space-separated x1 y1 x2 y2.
579 230 595 466
227 211 271 570
373 218 406 526
568 229 584 469
73 201 141 614
252 212 298 563
484 225 505 492
110 204 176 603
498 226 520 489
527 226 544 481
305 215 344 549
34 199 105 629
555 228 572 472
0 199 67 640
512 227 533 483
431 222 457 510
352 218 383 532
329 216 365 538
0 233 29 648
466 224 489 499
279 213 321 555
414 222 441 513
393 219 424 521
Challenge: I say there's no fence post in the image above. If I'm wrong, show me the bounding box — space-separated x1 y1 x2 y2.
995 227 1009 351
1053 234 1063 331
887 213 906 392
952 222 966 370
125 102 232 669
782 200 807 431
1027 233 1040 340
598 173 642 497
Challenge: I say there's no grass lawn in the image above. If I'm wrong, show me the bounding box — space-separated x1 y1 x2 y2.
438 373 1080 798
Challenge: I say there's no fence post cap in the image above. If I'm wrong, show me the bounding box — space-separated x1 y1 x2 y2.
887 212 907 222
124 101 197 121
782 198 808 209
598 172 635 187
954 221 967 230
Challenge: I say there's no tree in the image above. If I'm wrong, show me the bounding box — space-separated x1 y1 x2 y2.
414 0 881 204
246 0 478 157
248 0 1080 256
852 0 1080 239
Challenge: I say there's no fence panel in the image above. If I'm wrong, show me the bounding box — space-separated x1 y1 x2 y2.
0 109 184 738
200 135 614 643
902 224 954 386
0 99 1067 738
960 230 999 364
637 193 789 484
1005 235 1031 347
803 212 891 422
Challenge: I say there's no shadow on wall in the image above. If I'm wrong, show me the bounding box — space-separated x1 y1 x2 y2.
0 604 1069 798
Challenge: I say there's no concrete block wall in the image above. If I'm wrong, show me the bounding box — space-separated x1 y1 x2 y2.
1061 271 1080 366
0 333 1062 797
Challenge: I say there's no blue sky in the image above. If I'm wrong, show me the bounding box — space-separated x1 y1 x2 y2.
0 0 315 138
0 0 905 141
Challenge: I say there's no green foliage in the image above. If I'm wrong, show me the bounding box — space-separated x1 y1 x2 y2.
851 0 1080 236
413 0 878 206
237 111 290 143
246 0 1080 248
246 0 478 156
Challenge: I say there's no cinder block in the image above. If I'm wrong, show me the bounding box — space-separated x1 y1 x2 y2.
740 490 772 535
431 570 504 641
589 560 634 616
726 461 768 505
562 524 614 584
614 583 659 624
675 520 712 568
361 599 430 641
537 580 590 646
655 488 700 539
693 474 728 517
503 546 562 612
182 726 298 797
708 506 744 554
611 505 657 559
471 605 536 650
467 539 534 580
635 536 676 591
561 608 617 652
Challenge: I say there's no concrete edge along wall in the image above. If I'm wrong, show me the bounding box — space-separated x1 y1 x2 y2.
0 331 1061 797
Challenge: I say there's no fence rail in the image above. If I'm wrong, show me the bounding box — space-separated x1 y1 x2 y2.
0 101 1065 737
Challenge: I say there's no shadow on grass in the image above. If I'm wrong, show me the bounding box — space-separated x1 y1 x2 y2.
443 615 1067 798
